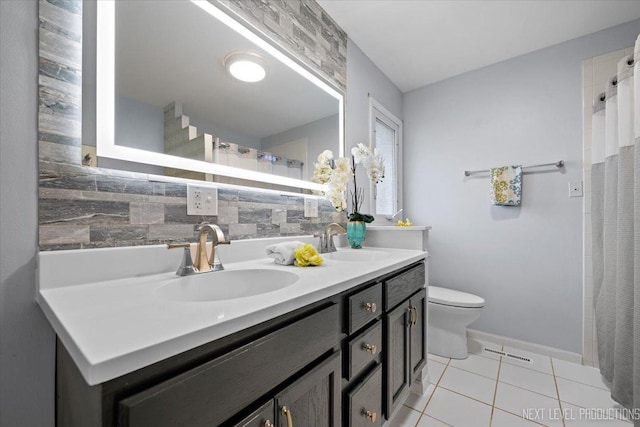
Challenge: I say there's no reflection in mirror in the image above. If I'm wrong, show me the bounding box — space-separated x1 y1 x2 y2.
96 0 343 192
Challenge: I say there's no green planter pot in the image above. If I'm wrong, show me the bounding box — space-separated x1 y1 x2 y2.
346 221 367 249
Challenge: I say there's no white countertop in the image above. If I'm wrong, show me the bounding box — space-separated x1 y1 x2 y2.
38 242 426 385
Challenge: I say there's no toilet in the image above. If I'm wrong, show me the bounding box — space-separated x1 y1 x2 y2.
428 286 485 359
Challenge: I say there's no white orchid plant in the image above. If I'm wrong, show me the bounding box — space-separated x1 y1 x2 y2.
313 143 385 223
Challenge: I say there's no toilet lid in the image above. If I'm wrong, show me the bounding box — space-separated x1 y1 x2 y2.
428 286 485 308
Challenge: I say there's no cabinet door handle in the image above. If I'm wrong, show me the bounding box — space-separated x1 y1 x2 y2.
281 406 294 427
264 421 274 427
406 306 413 326
363 409 377 423
412 306 418 326
363 302 377 313
362 343 377 355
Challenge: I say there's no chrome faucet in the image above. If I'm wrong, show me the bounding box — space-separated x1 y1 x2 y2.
167 223 230 276
315 222 346 253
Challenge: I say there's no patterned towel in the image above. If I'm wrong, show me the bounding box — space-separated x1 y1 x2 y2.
490 166 522 206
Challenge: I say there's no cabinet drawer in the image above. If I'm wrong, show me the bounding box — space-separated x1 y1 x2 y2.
348 283 382 334
347 320 382 380
119 304 339 427
384 263 425 310
348 364 383 427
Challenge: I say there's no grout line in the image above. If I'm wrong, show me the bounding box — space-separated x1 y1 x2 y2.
550 359 567 427
497 407 558 427
489 355 502 427
497 378 561 401
437 384 494 407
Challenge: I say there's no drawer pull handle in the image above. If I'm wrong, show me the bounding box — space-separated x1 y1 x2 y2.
363 409 377 423
282 406 294 427
362 343 377 354
363 302 377 313
264 421 274 427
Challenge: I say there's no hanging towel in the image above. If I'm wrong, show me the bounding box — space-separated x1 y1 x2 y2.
490 165 522 206
265 241 305 265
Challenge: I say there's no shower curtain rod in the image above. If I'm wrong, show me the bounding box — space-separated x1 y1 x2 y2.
464 160 564 176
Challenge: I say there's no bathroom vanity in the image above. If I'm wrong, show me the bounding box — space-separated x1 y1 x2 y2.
38 243 427 426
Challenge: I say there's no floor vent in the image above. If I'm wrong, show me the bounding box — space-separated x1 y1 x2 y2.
482 347 533 364
505 352 532 363
483 347 506 357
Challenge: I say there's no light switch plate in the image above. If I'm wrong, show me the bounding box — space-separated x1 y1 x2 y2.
569 181 583 198
304 197 319 217
187 184 218 216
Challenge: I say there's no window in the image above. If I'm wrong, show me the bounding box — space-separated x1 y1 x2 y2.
369 97 402 220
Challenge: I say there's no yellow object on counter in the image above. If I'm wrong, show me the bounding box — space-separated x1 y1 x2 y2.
293 243 324 267
395 218 413 227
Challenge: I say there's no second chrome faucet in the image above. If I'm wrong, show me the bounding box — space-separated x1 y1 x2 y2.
315 222 346 253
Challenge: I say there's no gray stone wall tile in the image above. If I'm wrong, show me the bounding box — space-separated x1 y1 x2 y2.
280 223 301 234
148 224 195 240
90 225 148 244
218 205 239 224
257 223 280 237
148 195 187 205
39 199 129 225
39 112 81 140
39 140 80 164
130 203 165 225
228 223 257 239
238 207 271 223
272 208 287 224
39 225 89 245
95 176 155 195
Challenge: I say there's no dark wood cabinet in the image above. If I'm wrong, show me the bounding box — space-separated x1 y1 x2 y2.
57 260 426 427
383 262 427 418
409 289 427 381
275 351 341 427
385 299 412 416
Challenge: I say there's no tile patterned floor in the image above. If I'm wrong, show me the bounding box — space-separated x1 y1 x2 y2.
388 338 634 427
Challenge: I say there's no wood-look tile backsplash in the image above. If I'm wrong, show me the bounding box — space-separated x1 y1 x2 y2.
37 0 347 251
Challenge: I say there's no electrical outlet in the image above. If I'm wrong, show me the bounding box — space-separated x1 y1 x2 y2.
569 180 583 198
304 197 318 217
187 184 218 216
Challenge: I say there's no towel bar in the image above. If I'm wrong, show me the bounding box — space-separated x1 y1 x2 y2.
464 160 564 177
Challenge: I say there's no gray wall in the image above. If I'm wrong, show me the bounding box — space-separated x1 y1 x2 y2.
403 19 640 353
1 1 56 426
345 38 403 215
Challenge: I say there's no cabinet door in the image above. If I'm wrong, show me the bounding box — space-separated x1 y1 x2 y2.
384 301 411 417
233 401 275 427
275 351 341 427
409 289 427 381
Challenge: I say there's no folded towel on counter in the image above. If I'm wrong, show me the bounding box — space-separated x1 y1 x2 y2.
490 165 522 206
265 241 305 265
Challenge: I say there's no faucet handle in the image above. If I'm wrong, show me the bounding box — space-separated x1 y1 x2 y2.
167 243 197 276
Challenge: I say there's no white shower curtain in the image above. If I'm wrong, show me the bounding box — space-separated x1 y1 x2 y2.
591 34 639 422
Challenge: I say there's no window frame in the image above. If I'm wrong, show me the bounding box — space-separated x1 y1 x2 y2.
368 96 403 222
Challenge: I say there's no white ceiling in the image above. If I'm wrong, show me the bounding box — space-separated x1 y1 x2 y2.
318 0 640 93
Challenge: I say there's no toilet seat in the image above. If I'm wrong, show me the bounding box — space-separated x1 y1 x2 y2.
428 286 485 308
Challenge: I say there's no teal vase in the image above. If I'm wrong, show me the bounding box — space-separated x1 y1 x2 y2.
346 221 367 249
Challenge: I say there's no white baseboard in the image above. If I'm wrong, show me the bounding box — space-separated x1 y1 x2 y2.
467 329 583 364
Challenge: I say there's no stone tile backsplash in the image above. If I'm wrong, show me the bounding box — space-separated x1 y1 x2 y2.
37 0 347 251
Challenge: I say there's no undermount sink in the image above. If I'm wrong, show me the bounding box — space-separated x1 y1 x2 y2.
323 249 385 263
156 269 299 302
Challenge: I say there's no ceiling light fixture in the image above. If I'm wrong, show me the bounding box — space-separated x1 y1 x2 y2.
223 51 266 83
